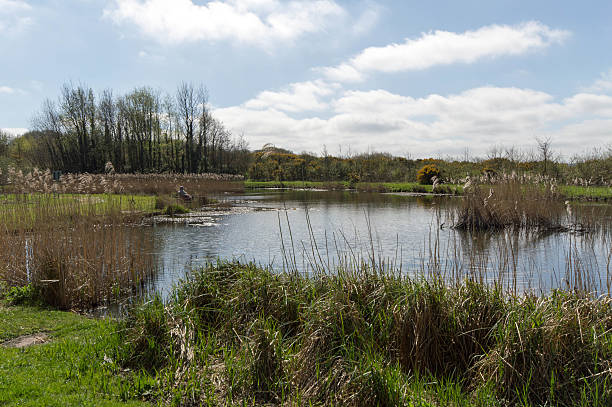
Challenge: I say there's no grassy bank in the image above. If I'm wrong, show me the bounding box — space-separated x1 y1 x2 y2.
108 261 611 406
0 305 151 406
3 255 611 406
244 180 462 194
245 180 611 200
558 184 612 200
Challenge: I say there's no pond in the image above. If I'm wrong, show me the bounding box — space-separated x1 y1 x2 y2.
136 189 612 297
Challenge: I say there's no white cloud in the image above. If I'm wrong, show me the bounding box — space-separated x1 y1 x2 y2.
1 128 28 137
563 93 612 116
320 21 569 82
244 80 339 112
214 85 612 157
351 4 381 36
0 0 31 13
581 69 612 93
104 0 344 46
0 85 26 95
0 0 32 34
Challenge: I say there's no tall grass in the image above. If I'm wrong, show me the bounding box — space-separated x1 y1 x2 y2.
0 194 157 309
2 167 244 196
454 179 570 232
115 261 612 406
0 168 245 309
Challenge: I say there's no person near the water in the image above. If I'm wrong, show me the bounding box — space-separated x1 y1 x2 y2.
178 186 192 201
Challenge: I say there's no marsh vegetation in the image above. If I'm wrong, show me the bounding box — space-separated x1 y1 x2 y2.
0 166 611 406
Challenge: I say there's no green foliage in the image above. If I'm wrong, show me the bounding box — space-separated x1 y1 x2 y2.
347 171 360 188
416 164 440 185
163 203 189 216
2 284 41 306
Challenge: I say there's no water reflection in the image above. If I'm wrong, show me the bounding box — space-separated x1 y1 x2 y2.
140 189 611 297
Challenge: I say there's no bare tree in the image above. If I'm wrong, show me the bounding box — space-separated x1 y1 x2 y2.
535 136 553 174
196 86 209 172
176 82 196 173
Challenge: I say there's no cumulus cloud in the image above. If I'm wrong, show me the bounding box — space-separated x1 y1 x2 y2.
104 0 344 46
214 85 612 157
0 86 16 94
581 69 612 93
320 21 569 82
244 80 340 112
0 0 32 34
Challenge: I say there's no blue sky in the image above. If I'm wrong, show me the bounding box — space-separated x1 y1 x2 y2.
1 0 612 158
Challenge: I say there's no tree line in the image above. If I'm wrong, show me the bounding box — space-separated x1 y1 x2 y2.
246 144 612 186
1 84 610 186
21 82 249 174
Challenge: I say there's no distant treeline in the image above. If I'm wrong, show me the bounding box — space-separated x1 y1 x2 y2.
247 144 612 185
1 83 611 185
3 82 250 174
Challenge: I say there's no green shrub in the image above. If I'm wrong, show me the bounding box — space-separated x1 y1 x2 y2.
416 165 440 185
347 172 360 188
3 284 41 306
163 204 189 216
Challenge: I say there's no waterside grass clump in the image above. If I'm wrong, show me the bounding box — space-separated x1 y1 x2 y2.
453 179 583 233
115 261 612 406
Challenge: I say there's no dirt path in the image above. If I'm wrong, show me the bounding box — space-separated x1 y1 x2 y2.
2 332 49 348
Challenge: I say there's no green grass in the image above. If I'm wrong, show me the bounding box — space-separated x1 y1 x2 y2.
245 180 611 200
111 261 612 406
3 261 611 406
0 193 156 213
244 180 461 194
162 203 190 216
244 180 346 189
0 306 151 406
558 185 612 200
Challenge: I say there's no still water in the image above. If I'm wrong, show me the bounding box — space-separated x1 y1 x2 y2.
140 189 611 296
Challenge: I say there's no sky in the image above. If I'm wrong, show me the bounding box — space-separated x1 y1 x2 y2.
1 0 612 158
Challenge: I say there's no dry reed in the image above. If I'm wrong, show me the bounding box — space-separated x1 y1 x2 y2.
0 194 156 309
454 179 568 232
2 166 244 196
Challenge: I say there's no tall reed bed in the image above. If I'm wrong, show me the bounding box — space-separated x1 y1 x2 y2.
114 261 612 406
1 166 244 196
0 194 156 309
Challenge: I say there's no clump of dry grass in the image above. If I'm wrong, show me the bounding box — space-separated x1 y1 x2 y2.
453 179 567 232
474 292 612 405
